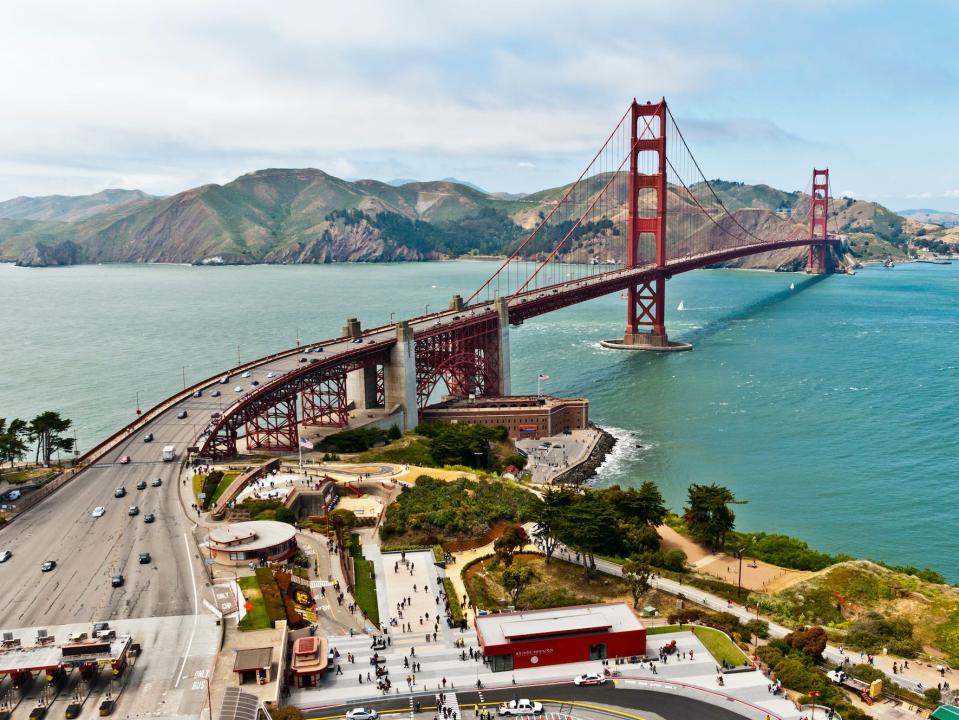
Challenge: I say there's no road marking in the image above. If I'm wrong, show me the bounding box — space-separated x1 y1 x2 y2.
174 531 201 689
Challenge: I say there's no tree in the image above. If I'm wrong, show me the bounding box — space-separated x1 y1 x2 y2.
0 418 29 468
784 626 828 658
622 555 653 608
532 487 574 563
558 493 620 578
684 483 744 551
270 707 304 720
493 524 528 567
275 507 297 525
501 563 538 606
329 509 358 533
619 481 668 527
27 411 74 466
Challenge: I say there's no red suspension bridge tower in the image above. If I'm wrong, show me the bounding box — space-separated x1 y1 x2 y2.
806 168 830 274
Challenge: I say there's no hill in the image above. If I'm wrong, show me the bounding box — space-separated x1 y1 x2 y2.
0 171 932 267
899 208 959 227
0 189 153 222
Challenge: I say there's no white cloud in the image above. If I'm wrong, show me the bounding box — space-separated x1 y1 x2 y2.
516 162 536 169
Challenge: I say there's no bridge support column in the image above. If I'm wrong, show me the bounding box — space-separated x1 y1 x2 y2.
347 366 379 410
385 321 418 431
806 168 830 275
495 297 511 395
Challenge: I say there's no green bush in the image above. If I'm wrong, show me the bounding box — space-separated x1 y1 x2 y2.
846 612 921 657
321 427 389 453
275 507 296 525
444 578 464 623
199 470 224 509
379 475 538 542
726 531 850 571
414 422 507 468
349 534 379 625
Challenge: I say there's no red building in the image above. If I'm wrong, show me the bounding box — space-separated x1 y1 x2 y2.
475 603 646 672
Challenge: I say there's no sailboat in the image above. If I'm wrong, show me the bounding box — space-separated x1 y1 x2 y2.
789 282 795 290
677 300 685 311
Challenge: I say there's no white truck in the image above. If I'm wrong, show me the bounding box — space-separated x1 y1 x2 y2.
498 700 543 716
161 445 175 462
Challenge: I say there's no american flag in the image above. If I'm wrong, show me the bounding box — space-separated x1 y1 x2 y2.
538 373 550 381
299 437 314 450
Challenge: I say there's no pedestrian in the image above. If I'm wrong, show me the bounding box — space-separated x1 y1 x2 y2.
359 674 363 684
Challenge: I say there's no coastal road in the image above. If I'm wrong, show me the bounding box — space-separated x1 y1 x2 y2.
305 682 750 720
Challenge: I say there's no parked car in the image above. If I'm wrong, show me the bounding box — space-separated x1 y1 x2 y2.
346 709 379 720
573 673 606 686
92 506 106 518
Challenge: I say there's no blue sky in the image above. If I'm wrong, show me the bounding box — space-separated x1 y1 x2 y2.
1 0 957 210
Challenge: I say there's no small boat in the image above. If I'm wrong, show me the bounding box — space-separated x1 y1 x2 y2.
789 283 795 290
677 300 685 311
883 258 895 268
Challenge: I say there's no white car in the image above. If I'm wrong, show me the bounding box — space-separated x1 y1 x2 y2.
0 550 11 563
241 371 251 378
573 672 606 686
267 371 276 379
346 709 379 720
498 701 543 716
234 386 243 392
92 506 106 518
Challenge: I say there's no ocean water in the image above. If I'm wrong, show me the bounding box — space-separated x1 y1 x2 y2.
2 261 957 579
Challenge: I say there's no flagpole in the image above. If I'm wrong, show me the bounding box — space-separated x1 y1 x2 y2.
298 438 303 472
537 373 541 398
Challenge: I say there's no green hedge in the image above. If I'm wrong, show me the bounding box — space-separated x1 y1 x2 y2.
254 568 287 623
444 577 464 623
349 534 380 625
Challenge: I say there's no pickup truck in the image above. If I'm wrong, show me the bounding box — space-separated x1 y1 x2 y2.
497 700 543 716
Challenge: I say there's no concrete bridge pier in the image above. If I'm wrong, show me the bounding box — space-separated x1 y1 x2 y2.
495 297 512 395
385 321 418 431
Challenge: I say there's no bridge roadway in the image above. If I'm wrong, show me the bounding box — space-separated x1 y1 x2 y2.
0 237 830 631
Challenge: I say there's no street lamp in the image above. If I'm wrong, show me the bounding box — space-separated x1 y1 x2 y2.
425 303 431 315
135 390 142 416
182 365 187 390
236 344 241 366
390 312 395 324
736 546 746 600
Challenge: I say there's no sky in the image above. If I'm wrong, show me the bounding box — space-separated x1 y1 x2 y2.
1 0 958 211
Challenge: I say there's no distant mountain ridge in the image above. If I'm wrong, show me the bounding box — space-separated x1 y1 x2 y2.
0 169 928 268
898 208 959 227
0 189 154 222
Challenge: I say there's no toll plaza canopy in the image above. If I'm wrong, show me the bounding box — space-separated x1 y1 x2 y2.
475 603 646 672
0 636 131 674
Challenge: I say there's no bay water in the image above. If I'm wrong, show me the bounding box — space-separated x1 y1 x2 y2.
1 261 956 579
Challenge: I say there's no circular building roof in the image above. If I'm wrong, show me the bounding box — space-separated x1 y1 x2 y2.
208 520 296 553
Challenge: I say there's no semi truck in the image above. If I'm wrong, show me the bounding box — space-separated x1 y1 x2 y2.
161 445 175 462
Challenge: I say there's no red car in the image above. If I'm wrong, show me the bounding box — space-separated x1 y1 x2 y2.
118 455 131 465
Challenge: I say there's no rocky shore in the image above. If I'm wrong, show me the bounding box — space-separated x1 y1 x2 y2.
551 425 617 485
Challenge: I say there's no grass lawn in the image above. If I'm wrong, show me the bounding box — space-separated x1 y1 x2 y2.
463 552 630 611
692 626 748 667
646 625 682 635
192 474 204 501
237 576 272 630
1 467 51 485
211 471 239 504
350 533 380 626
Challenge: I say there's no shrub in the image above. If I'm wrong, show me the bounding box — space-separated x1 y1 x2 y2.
321 427 389 453
254 568 286 623
784 626 828 658
846 612 921 657
444 578 464 623
275 507 296 525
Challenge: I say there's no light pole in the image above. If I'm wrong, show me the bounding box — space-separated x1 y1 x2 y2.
425 303 431 316
135 391 142 417
236 344 241 366
182 365 187 390
736 547 746 600
390 312 395 324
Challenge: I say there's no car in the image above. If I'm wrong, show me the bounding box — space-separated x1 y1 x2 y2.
827 669 847 684
234 385 244 391
41 560 56 572
143 432 154 443
346 709 379 720
298 357 308 363
219 376 229 384
241 371 251 378
0 550 11 563
7 490 21 500
118 455 131 464
573 673 606 686
111 574 124 588
211 412 222 419
144 513 156 523
138 552 151 564
267 371 276 378
315 346 324 352
497 701 543 716
66 631 87 643
136 481 147 490
211 390 221 397
92 506 106 518
192 390 202 398
351 338 363 344
114 487 126 498
151 477 162 487
91 622 110 637
177 410 188 419
251 380 259 386
128 505 139 516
